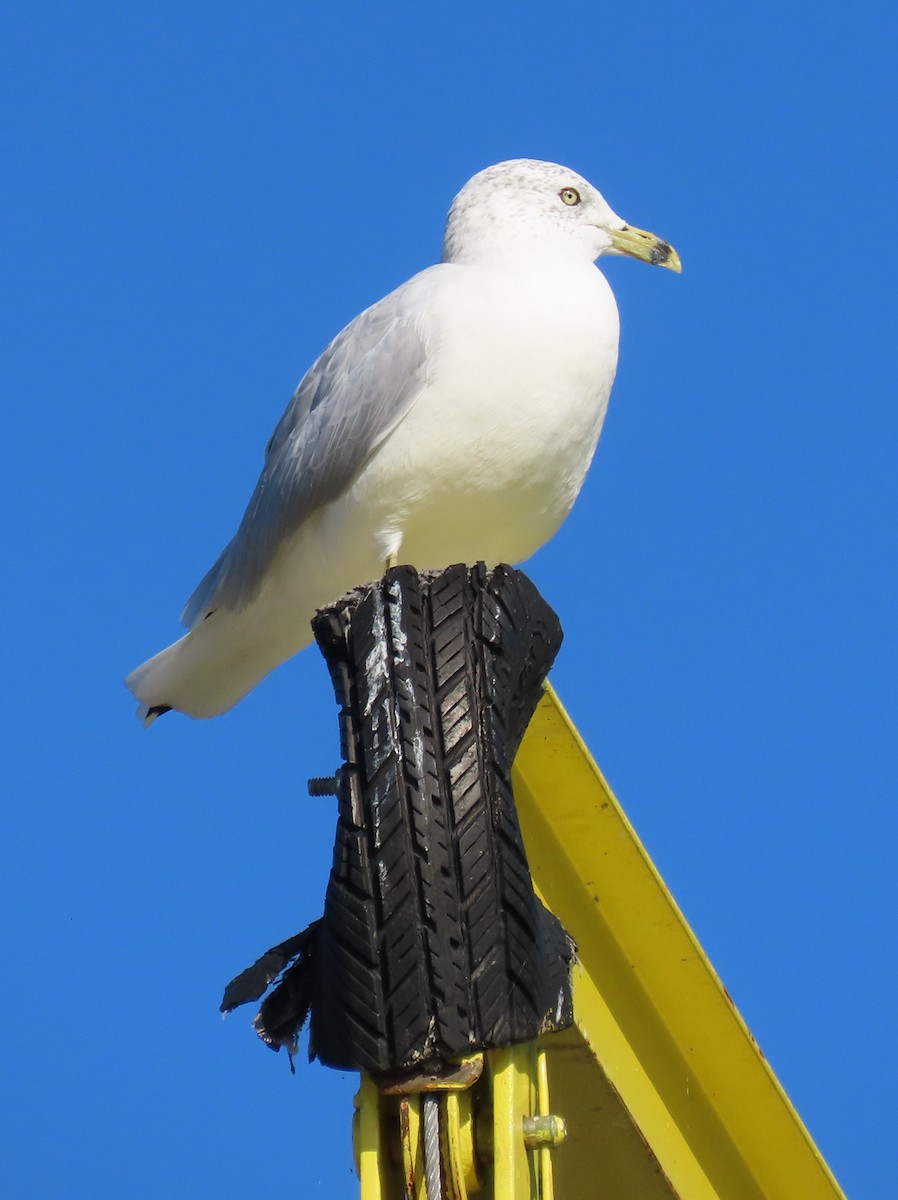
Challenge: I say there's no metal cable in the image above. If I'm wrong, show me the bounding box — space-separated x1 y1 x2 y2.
422 1093 443 1200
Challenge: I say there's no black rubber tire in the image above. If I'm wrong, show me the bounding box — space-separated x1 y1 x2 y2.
222 563 574 1072
305 563 573 1071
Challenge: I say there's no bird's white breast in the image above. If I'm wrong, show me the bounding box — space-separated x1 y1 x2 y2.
358 261 619 564
290 259 620 600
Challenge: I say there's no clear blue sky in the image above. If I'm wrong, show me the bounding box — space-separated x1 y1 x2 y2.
2 3 895 1196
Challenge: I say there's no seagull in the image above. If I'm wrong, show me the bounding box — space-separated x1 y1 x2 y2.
127 159 680 723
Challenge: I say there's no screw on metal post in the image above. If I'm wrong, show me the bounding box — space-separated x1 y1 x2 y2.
307 772 341 797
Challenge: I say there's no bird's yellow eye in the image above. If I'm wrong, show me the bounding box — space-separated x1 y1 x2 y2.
560 187 581 206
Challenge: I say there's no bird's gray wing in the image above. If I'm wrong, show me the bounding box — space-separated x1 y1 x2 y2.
181 284 431 627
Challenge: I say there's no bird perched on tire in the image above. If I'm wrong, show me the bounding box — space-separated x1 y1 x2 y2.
127 158 680 723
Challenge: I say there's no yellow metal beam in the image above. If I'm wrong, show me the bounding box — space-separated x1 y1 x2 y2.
491 1046 536 1200
355 684 846 1199
514 686 846 1200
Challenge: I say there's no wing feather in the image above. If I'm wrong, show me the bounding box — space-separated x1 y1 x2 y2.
181 276 433 627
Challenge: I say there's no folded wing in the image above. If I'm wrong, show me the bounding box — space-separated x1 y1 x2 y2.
181 275 435 628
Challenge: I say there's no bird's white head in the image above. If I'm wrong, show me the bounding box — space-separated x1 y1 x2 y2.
441 159 680 273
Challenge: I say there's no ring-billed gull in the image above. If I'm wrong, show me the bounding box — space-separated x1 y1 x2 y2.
127 159 680 723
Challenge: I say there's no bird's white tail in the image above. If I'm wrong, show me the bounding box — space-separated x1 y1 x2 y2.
126 604 312 722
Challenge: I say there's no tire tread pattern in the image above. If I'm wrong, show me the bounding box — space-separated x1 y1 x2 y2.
225 564 574 1072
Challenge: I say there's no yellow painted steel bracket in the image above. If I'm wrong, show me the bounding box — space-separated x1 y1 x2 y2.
355 1046 566 1199
513 685 846 1200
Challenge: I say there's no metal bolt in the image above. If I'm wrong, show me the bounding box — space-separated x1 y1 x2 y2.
522 1114 567 1148
307 772 341 797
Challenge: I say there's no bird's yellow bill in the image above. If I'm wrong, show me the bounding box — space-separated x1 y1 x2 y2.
608 225 682 272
